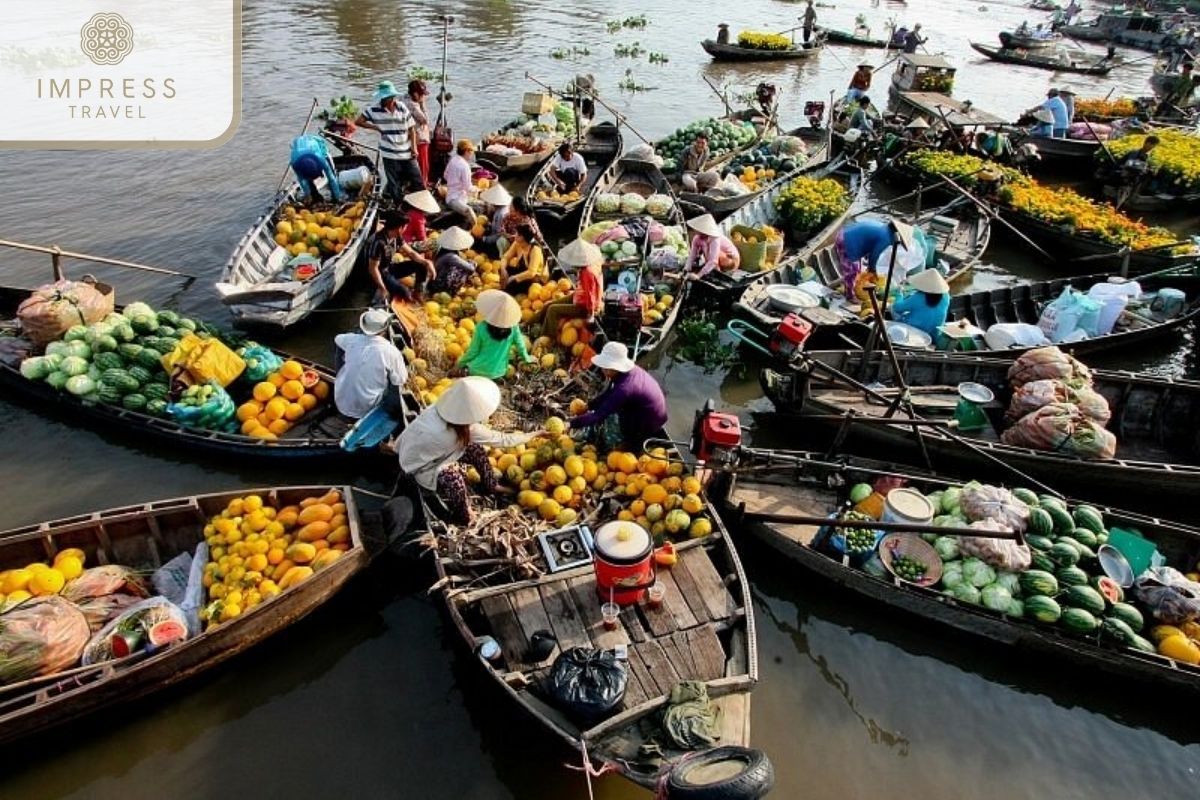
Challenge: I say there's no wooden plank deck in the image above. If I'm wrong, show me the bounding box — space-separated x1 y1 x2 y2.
729 482 835 545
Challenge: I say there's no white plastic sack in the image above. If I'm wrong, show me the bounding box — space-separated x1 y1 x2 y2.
1088 280 1141 335
873 241 927 288
984 323 1050 350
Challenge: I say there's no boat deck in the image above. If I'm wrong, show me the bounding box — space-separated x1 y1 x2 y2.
479 544 738 711
897 92 1008 127
728 482 832 546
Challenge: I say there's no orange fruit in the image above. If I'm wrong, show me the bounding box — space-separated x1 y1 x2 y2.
312 381 330 400
617 452 639 474
280 379 305 401
241 418 263 435
284 402 306 421
642 483 668 505
268 418 290 435
236 400 263 422
298 393 318 411
268 373 286 388
252 382 277 402
264 397 289 422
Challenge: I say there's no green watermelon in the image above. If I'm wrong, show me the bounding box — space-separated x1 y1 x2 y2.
1073 505 1105 534
143 384 169 402
1065 527 1098 549
1063 585 1106 616
127 365 154 385
1027 508 1054 537
152 338 178 355
146 398 169 416
1024 595 1062 623
130 314 159 335
1031 552 1056 572
1107 603 1143 632
1019 570 1059 597
92 334 118 353
93 352 123 371
1056 565 1089 588
157 309 180 326
118 343 144 362
1012 488 1039 508
1060 607 1100 633
121 393 148 411
1101 616 1136 644
1046 505 1075 535
113 322 136 343
157 325 177 339
96 385 122 405
137 349 163 369
1026 534 1054 552
1049 542 1080 567
176 317 197 332
1128 634 1156 654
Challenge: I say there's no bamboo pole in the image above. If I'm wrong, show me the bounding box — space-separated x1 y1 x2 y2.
0 239 197 284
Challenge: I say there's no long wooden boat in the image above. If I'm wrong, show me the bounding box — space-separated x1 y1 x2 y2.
998 30 1063 49
1014 131 1105 165
691 158 865 309
677 127 831 219
710 449 1200 694
0 287 388 461
732 195 988 328
1058 11 1173 52
816 25 890 48
404 399 762 791
969 42 1115 75
476 135 560 174
701 38 824 62
216 153 382 330
526 121 623 224
0 485 392 745
1099 182 1200 213
758 349 1200 506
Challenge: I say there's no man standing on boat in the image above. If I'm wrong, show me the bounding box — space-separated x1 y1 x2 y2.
802 0 818 44
365 210 435 304
847 63 873 101
333 308 407 420
357 81 423 203
717 23 731 45
902 24 926 54
1030 89 1069 138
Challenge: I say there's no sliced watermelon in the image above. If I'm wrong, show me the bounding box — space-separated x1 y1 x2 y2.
148 619 188 647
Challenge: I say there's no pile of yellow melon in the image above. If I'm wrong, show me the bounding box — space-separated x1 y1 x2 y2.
737 165 777 192
0 549 87 609
273 202 366 260
641 292 675 326
235 359 331 441
534 188 582 204
200 489 349 629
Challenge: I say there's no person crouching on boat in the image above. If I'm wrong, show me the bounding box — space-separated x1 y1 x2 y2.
444 139 478 230
846 63 873 101
570 342 668 450
549 142 588 194
333 308 407 420
367 210 435 304
679 132 714 193
500 224 548 296
479 184 513 256
453 290 535 380
684 213 740 280
541 239 604 339
427 226 478 296
400 189 440 246
835 217 892 297
397 377 545 525
289 133 345 204
890 269 950 338
848 96 878 136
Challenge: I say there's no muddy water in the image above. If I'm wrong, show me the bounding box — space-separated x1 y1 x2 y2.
1 0 1198 797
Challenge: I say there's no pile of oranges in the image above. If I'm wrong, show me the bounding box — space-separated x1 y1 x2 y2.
273 202 367 260
235 359 330 441
0 549 87 609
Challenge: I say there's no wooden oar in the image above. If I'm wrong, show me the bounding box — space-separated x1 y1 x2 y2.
525 71 654 147
0 239 197 285
935 173 1056 263
737 508 1023 542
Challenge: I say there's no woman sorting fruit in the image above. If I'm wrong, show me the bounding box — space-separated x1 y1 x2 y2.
500 224 548 295
548 141 587 193
366 210 435 303
333 308 408 419
889 268 950 337
400 189 440 245
500 196 544 246
541 239 603 338
427 226 478 296
684 213 739 279
571 342 668 449
396 376 544 524
479 184 513 255
454 290 535 379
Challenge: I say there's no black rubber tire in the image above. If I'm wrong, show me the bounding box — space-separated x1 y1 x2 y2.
665 746 775 800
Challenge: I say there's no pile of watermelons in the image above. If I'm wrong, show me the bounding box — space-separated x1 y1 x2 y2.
656 118 757 173
723 141 800 179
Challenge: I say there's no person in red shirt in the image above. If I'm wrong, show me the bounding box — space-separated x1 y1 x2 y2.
541 239 604 338
400 189 440 245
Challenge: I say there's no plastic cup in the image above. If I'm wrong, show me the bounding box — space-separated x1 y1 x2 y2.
601 602 620 631
646 582 665 610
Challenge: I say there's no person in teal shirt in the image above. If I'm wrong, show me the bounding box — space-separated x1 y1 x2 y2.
890 268 950 337
455 290 534 379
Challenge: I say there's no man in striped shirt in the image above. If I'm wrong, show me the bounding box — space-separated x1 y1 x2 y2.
356 81 423 202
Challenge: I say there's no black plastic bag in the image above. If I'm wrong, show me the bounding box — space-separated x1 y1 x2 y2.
544 647 626 723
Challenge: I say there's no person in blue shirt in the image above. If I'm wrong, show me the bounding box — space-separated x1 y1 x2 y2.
1036 89 1070 138
890 268 950 337
835 217 893 291
290 133 345 203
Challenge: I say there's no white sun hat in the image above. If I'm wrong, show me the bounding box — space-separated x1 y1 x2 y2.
558 239 604 268
438 226 475 251
359 308 391 335
909 268 950 295
686 213 722 238
475 289 522 328
436 376 502 425
590 341 636 373
403 189 440 214
480 184 513 205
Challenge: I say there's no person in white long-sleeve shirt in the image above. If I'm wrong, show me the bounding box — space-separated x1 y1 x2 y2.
443 139 477 229
333 309 408 419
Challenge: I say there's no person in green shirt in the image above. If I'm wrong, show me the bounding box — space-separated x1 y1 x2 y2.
454 289 535 379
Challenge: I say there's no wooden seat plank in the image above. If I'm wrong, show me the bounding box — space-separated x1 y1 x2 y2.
510 586 559 668
633 639 683 696
683 626 727 681
654 570 700 631
538 581 593 651
680 548 734 622
480 595 531 672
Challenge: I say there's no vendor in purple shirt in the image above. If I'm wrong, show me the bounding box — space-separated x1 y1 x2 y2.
571 342 668 449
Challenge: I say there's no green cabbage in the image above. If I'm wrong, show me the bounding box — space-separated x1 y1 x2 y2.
952 582 981 604
962 558 996 588
44 341 70 358
20 356 50 380
63 325 88 342
64 340 91 360
123 301 154 320
995 572 1021 597
595 193 621 214
620 193 647 215
1006 598 1024 617
65 374 96 396
59 356 89 377
934 536 961 561
45 371 69 390
940 562 964 590
941 487 962 514
981 583 1013 611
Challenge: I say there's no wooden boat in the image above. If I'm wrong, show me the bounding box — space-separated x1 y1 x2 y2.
405 394 762 791
578 157 688 361
731 195 989 328
676 127 830 219
1099 182 1200 213
710 448 1200 694
0 485 392 745
816 25 890 48
476 135 560 174
216 152 382 330
1059 11 1173 52
969 42 1116 75
758 349 1200 506
526 122 623 224
1014 131 1104 164
691 158 865 309
998 30 1063 50
701 37 824 62
0 287 385 461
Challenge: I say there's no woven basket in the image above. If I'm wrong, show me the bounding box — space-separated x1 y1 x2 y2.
730 225 768 273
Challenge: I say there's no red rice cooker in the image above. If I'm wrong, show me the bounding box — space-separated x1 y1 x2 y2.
593 521 654 606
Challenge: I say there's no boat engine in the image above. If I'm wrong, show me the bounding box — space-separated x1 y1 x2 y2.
804 100 826 128
691 400 742 468
768 313 814 358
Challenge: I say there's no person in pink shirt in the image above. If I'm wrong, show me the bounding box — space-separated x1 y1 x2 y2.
684 213 740 279
443 139 476 229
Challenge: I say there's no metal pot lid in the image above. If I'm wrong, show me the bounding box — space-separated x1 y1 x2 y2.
1098 544 1135 589
957 381 995 404
764 284 820 313
594 521 652 563
885 322 933 348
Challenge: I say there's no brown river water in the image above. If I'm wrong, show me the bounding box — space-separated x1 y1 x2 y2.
2 0 1199 797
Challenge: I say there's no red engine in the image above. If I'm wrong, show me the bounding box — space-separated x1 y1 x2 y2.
691 401 743 465
768 313 813 358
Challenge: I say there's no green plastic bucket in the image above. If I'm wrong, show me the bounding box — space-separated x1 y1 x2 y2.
1106 527 1158 577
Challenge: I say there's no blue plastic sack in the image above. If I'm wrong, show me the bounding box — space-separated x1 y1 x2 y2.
238 344 283 383
1038 287 1102 342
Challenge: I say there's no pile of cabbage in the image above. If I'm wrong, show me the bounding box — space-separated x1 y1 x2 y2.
595 193 621 215
644 194 674 219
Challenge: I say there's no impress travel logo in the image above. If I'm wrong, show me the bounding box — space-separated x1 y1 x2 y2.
3 1 241 148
